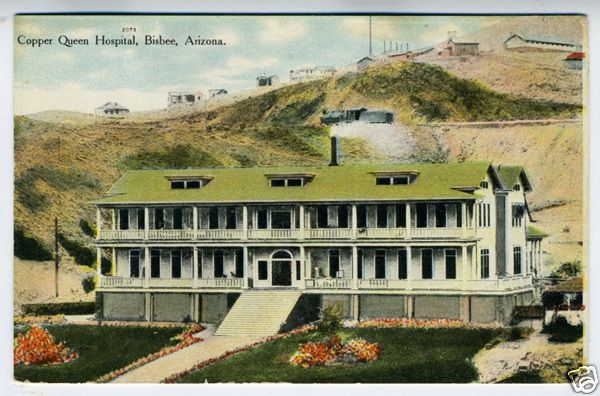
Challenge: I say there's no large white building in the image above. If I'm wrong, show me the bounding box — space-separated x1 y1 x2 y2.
289 66 336 82
94 139 544 335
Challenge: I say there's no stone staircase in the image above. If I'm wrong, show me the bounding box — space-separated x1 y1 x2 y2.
215 290 302 337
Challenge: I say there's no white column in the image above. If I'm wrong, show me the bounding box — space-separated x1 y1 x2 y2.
299 246 306 289
144 246 150 288
299 205 305 240
405 203 412 239
461 245 468 289
192 206 198 239
406 246 412 289
96 208 101 239
192 247 198 288
351 204 357 239
352 246 358 289
96 247 102 277
537 240 542 276
144 207 150 240
461 202 467 238
242 205 248 240
111 247 117 276
243 246 249 288
471 245 477 279
111 209 116 230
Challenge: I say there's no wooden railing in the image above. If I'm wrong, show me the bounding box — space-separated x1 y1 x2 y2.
306 228 353 239
196 229 244 239
197 278 244 288
147 278 193 288
248 229 301 239
99 230 145 240
305 278 351 289
99 276 143 288
148 229 196 239
356 228 407 239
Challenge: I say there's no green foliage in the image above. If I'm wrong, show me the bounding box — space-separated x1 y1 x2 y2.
543 315 583 343
14 225 53 261
498 370 544 383
120 144 223 170
81 274 95 293
58 233 95 267
22 302 97 316
507 326 534 341
79 218 96 238
316 303 345 339
15 165 102 213
14 325 183 383
550 260 581 278
269 93 326 125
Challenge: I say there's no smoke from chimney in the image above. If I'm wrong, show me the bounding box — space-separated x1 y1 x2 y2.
329 135 340 166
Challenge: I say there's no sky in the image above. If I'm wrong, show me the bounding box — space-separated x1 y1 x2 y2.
14 15 484 114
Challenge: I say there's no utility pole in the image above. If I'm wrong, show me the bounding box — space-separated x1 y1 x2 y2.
54 217 59 297
369 16 373 56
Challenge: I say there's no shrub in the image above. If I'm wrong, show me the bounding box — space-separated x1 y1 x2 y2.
79 218 96 238
316 303 345 339
550 260 581 278
544 315 583 343
14 226 53 261
82 275 95 293
22 301 96 316
507 326 534 341
58 233 95 267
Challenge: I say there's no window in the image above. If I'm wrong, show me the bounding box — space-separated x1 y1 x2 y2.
338 205 349 228
393 177 409 185
357 205 367 228
154 208 164 229
416 203 428 228
377 205 388 228
173 208 183 230
435 204 447 228
235 249 243 277
171 250 182 278
478 203 491 227
130 250 140 278
376 176 410 185
375 250 386 279
513 246 522 275
512 204 524 227
137 209 145 230
258 260 268 280
456 204 462 228
398 249 407 279
170 179 205 189
480 181 489 189
329 250 340 278
317 206 328 228
287 178 302 187
357 249 364 279
214 251 224 278
376 177 391 185
270 179 285 187
171 181 185 189
480 249 490 279
151 249 160 278
296 260 301 281
421 249 433 279
119 209 129 230
257 210 268 229
197 250 203 278
186 180 201 189
226 207 237 229
327 206 339 228
270 178 304 187
209 207 219 229
514 184 520 191
271 211 292 229
395 204 406 228
445 249 456 279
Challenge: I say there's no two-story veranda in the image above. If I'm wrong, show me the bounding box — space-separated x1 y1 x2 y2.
95 162 541 325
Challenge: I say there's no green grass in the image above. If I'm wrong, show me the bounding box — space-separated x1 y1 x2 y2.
14 325 183 383
179 327 499 383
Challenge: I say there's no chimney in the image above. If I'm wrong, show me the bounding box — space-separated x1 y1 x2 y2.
329 135 340 166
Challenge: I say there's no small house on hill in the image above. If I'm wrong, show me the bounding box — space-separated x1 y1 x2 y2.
209 89 228 98
439 39 479 57
95 102 129 116
356 56 374 71
289 66 336 82
256 75 279 87
168 91 203 107
503 33 577 52
564 52 585 71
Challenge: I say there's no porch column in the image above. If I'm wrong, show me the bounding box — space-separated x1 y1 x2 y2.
537 240 542 275
352 246 358 289
299 246 306 289
461 245 469 290
406 246 412 289
96 207 101 239
96 247 102 278
351 204 357 240
111 247 117 276
144 246 150 288
144 207 150 240
192 247 198 288
111 209 116 230
192 206 198 239
299 205 305 240
242 205 248 240
405 203 412 239
471 245 477 279
243 246 249 288
461 202 467 238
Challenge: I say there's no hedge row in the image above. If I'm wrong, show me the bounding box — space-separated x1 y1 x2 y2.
22 301 97 316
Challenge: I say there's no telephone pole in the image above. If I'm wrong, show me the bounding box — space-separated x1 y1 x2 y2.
368 16 373 56
54 217 59 297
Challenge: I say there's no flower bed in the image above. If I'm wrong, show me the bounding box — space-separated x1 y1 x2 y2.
162 324 316 383
14 325 78 366
94 323 205 383
290 336 382 368
355 318 503 329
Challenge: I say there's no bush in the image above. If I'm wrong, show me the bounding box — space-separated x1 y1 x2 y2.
544 315 583 343
22 302 97 316
317 303 345 339
14 226 53 261
79 218 96 238
507 326 534 341
81 275 95 293
550 260 581 278
58 233 95 267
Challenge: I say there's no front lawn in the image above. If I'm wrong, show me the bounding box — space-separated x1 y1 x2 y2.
179 327 499 383
14 325 183 383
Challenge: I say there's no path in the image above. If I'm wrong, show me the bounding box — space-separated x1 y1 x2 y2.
110 329 259 383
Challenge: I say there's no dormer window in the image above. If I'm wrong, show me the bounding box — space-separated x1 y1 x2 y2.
514 184 520 191
371 171 418 185
265 173 314 187
480 181 489 189
166 175 213 189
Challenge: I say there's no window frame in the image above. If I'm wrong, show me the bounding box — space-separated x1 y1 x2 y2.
480 248 490 279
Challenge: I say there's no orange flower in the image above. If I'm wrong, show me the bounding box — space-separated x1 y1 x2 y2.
14 325 78 366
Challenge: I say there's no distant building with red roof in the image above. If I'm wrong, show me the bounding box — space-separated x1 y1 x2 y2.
564 51 585 71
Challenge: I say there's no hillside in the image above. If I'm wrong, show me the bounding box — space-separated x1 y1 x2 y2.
14 62 583 275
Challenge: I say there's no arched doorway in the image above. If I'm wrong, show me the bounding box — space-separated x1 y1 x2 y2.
271 250 293 286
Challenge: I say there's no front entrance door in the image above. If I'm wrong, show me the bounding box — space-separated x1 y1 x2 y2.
272 260 292 286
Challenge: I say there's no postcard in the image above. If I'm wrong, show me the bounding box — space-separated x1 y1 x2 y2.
11 13 590 387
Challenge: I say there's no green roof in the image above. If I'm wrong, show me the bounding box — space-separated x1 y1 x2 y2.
496 165 531 191
96 162 495 205
527 225 548 239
